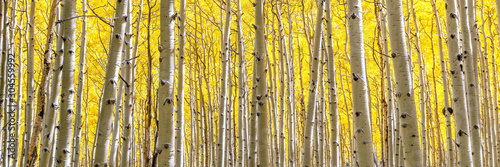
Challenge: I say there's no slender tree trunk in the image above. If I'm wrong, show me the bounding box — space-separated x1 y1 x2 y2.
38 5 64 167
380 4 395 166
346 0 376 165
274 2 287 166
71 0 87 166
92 0 128 165
286 1 296 166
325 0 339 166
302 1 324 166
120 0 140 165
109 68 124 167
466 0 483 165
430 0 454 166
445 0 473 165
175 0 186 165
53 0 77 164
15 8 24 167
0 2 10 165
215 0 231 166
157 0 176 165
236 0 247 165
457 0 481 164
253 0 269 166
409 1 427 165
27 0 60 165
22 0 36 165
386 0 423 165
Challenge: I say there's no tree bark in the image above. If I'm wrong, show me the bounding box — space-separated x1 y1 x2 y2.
347 0 376 165
92 0 128 165
236 0 247 165
121 0 140 165
254 0 269 166
157 0 176 165
466 0 483 165
27 0 60 165
175 0 186 165
71 0 87 166
409 1 427 165
325 0 339 166
53 0 77 165
22 0 36 165
445 0 473 165
386 0 423 165
302 1 324 166
38 5 64 167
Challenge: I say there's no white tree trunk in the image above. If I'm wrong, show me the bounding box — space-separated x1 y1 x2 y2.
39 6 64 166
286 1 296 165
0 3 9 165
71 0 87 166
430 0 454 165
216 0 231 166
120 0 138 165
22 0 36 166
386 0 423 165
302 1 324 166
54 0 77 164
325 0 339 166
157 0 176 165
445 0 473 165
92 0 128 165
409 1 427 165
347 0 376 165
109 70 124 167
175 0 186 165
465 0 482 165
254 0 269 166
236 0 247 165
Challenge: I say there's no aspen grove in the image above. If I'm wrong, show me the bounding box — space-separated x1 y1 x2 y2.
0 0 500 166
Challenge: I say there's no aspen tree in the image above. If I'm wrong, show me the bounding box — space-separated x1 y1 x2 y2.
9 0 21 165
27 0 60 165
467 0 483 164
492 0 500 162
157 0 176 165
109 68 124 167
22 0 36 165
275 1 287 165
144 0 153 165
380 5 395 166
39 6 64 166
254 0 269 165
236 0 247 165
53 0 78 164
0 2 9 164
386 0 423 165
121 0 140 165
457 0 481 165
346 0 376 165
175 0 186 164
325 0 339 165
286 1 297 165
430 0 454 165
92 0 128 165
302 1 324 166
216 0 231 165
15 18 23 167
445 0 473 164
409 0 427 165
71 0 87 165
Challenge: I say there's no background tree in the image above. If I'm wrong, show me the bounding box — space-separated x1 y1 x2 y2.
92 0 129 165
386 0 423 165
